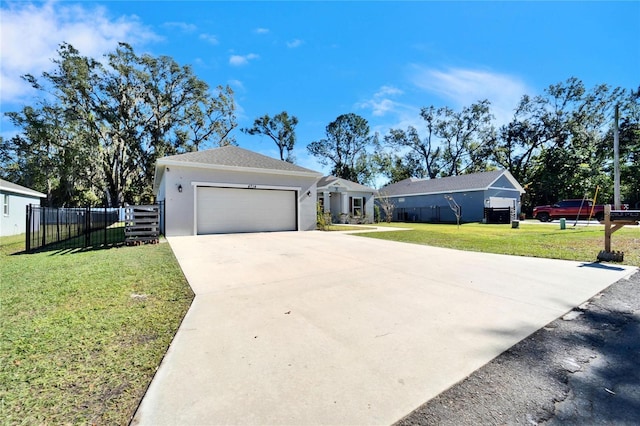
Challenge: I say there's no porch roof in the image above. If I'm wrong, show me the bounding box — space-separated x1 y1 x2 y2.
316 176 377 194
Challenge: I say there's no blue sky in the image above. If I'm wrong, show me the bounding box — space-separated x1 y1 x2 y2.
1 1 639 178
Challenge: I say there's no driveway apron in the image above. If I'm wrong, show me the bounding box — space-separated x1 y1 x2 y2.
132 231 636 425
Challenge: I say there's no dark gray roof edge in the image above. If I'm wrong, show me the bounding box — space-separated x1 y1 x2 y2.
158 146 321 175
153 146 322 194
378 170 524 197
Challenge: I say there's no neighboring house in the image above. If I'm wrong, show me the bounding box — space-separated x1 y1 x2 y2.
316 176 377 224
377 170 525 223
153 146 323 236
0 179 46 236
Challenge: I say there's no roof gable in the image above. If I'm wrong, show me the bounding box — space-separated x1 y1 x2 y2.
0 179 46 198
379 170 524 197
316 175 376 193
154 146 322 192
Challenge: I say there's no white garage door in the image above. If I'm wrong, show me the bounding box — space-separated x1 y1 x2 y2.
196 187 297 234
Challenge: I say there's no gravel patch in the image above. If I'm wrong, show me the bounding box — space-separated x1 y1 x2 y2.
396 270 640 425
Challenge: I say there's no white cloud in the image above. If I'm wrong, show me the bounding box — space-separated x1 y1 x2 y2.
229 53 259 66
376 85 403 97
410 66 529 125
357 85 406 117
0 1 159 103
286 39 303 48
163 21 197 33
199 33 219 45
367 98 398 117
254 28 269 34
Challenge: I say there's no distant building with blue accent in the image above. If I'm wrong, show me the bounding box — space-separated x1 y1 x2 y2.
376 170 525 224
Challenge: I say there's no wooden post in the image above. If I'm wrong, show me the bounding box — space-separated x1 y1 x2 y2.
599 206 638 262
604 204 611 252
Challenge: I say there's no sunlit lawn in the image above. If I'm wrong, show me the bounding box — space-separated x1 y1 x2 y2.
356 221 640 266
0 234 194 425
1 219 637 424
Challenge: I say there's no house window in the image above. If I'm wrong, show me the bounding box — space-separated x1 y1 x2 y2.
3 194 8 216
351 197 363 217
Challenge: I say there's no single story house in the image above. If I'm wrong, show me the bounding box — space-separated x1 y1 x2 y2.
0 179 46 236
377 169 525 223
316 176 377 224
153 146 323 236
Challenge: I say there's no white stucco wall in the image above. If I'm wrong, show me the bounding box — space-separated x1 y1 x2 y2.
0 192 41 236
157 165 319 236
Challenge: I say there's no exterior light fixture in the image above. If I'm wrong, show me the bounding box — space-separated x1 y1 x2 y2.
307 190 312 197
178 184 183 193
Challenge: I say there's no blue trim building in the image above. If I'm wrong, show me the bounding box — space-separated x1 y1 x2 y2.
377 170 525 223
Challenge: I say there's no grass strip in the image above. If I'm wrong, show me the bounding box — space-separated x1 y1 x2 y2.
356 222 639 266
0 235 194 425
321 225 376 231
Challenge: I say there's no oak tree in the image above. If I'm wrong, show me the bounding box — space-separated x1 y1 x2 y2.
2 43 237 206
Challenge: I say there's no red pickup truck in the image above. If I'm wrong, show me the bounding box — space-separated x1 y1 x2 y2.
533 199 605 222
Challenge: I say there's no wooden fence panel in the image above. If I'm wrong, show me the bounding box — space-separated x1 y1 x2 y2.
124 205 160 245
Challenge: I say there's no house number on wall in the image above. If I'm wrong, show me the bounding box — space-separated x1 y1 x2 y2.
247 184 257 189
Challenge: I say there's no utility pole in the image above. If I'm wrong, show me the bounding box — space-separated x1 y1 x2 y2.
613 104 621 209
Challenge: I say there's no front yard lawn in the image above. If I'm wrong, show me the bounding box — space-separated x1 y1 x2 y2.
0 235 194 425
1 220 636 424
357 222 640 266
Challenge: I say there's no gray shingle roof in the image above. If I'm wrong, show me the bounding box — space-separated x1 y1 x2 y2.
380 170 523 197
158 146 320 175
316 176 377 193
0 179 46 198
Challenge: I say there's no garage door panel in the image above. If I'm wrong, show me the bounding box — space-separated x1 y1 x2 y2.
197 187 296 234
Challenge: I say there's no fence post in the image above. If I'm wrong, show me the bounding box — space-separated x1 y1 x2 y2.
104 206 108 246
25 205 31 252
85 207 90 247
41 207 46 248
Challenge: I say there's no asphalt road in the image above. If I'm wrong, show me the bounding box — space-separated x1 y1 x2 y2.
396 269 640 425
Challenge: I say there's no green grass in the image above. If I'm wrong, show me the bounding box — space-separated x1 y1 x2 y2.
28 223 126 252
357 222 640 266
320 224 377 232
0 235 194 425
1 220 636 424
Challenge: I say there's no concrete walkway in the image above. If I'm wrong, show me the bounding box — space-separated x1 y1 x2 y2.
132 231 636 426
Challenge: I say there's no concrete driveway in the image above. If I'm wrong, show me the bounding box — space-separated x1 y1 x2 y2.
133 231 635 426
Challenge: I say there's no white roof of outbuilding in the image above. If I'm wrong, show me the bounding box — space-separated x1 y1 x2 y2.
0 179 46 198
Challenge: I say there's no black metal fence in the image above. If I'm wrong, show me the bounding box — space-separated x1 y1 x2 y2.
25 205 124 252
484 207 515 224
